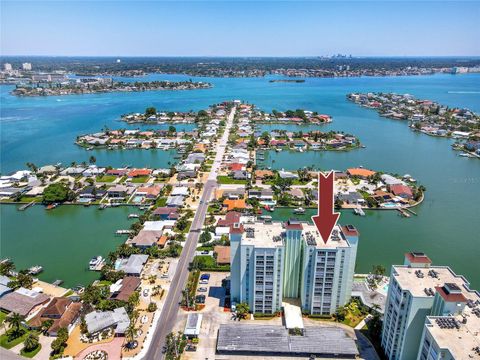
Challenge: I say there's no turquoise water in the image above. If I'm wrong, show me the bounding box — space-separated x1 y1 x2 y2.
1 73 479 288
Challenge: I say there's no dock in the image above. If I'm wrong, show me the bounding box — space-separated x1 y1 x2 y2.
18 201 35 211
116 229 132 235
89 260 106 271
404 208 418 216
397 208 411 218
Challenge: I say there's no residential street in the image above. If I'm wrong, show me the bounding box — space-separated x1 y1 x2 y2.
144 106 236 360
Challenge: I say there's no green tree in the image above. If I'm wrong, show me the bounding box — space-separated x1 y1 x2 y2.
235 302 250 320
89 155 96 164
42 183 75 204
125 322 138 346
5 313 25 338
23 332 39 351
145 107 156 117
147 302 157 312
199 230 212 244
168 125 177 133
0 259 15 276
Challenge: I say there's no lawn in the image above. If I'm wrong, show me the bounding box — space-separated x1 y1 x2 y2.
155 197 167 207
0 311 7 324
217 176 247 184
192 255 230 271
130 176 150 183
20 344 42 358
0 330 30 350
96 175 117 183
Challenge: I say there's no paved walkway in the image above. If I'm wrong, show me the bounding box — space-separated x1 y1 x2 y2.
74 337 124 359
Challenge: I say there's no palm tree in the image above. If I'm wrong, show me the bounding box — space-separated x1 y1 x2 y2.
125 323 138 346
23 332 39 351
6 313 25 337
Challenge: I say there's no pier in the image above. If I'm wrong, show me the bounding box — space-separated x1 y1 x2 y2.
18 201 35 211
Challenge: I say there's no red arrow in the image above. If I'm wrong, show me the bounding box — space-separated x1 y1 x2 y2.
312 171 340 244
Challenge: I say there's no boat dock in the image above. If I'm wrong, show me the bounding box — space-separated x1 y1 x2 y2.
404 208 418 216
18 201 35 211
397 208 411 218
116 229 133 235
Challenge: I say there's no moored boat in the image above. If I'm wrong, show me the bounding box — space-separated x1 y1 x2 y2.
293 207 306 214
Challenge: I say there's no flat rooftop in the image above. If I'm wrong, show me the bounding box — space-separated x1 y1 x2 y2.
241 222 285 248
424 291 480 359
392 265 471 297
240 221 355 249
217 324 359 358
302 223 351 249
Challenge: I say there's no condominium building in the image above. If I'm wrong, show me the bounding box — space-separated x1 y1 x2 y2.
381 252 479 360
3 63 12 71
229 220 359 315
22 62 32 71
417 285 480 360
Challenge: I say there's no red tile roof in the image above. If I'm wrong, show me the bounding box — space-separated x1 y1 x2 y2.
405 252 432 264
435 286 467 303
127 168 152 177
217 211 241 227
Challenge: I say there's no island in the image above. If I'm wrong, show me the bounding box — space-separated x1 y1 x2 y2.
348 92 480 158
255 129 361 152
120 106 214 125
11 78 212 97
253 108 332 124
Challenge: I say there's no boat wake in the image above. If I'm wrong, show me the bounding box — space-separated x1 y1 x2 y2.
447 91 480 94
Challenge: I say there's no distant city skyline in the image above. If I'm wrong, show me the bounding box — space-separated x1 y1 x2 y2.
1 1 479 57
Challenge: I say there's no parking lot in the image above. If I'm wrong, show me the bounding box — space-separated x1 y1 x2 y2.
175 271 231 360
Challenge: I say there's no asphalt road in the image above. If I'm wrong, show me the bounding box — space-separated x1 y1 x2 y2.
144 107 235 360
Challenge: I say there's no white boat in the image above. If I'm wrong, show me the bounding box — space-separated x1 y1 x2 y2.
354 207 366 216
459 152 474 158
293 207 306 214
89 256 104 270
128 213 139 219
28 265 43 275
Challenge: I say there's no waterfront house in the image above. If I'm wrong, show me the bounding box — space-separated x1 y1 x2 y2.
136 185 163 199
152 207 178 220
254 170 274 180
128 230 163 248
346 168 376 179
287 188 304 200
83 166 106 177
106 168 129 176
0 187 24 198
61 166 86 176
389 184 413 199
79 186 107 200
116 254 149 276
0 275 13 298
107 185 133 199
108 277 141 302
336 191 365 205
229 163 244 172
278 170 299 179
85 307 130 336
37 165 57 175
0 287 50 317
177 170 197 180
127 168 152 178
223 199 246 211
381 174 404 186
143 220 176 232
28 297 82 336
185 153 206 164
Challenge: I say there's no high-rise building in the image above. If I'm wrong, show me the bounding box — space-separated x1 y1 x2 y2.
22 62 32 71
229 220 359 315
3 63 12 71
381 252 479 360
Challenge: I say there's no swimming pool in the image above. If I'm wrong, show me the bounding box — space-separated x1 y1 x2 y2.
132 195 143 204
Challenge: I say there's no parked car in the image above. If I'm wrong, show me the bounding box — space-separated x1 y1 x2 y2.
198 287 208 292
143 289 149 297
201 250 209 255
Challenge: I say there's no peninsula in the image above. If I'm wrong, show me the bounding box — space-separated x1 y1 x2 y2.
348 92 480 158
11 78 212 97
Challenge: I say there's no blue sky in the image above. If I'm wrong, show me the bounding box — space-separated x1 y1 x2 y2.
1 1 479 56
